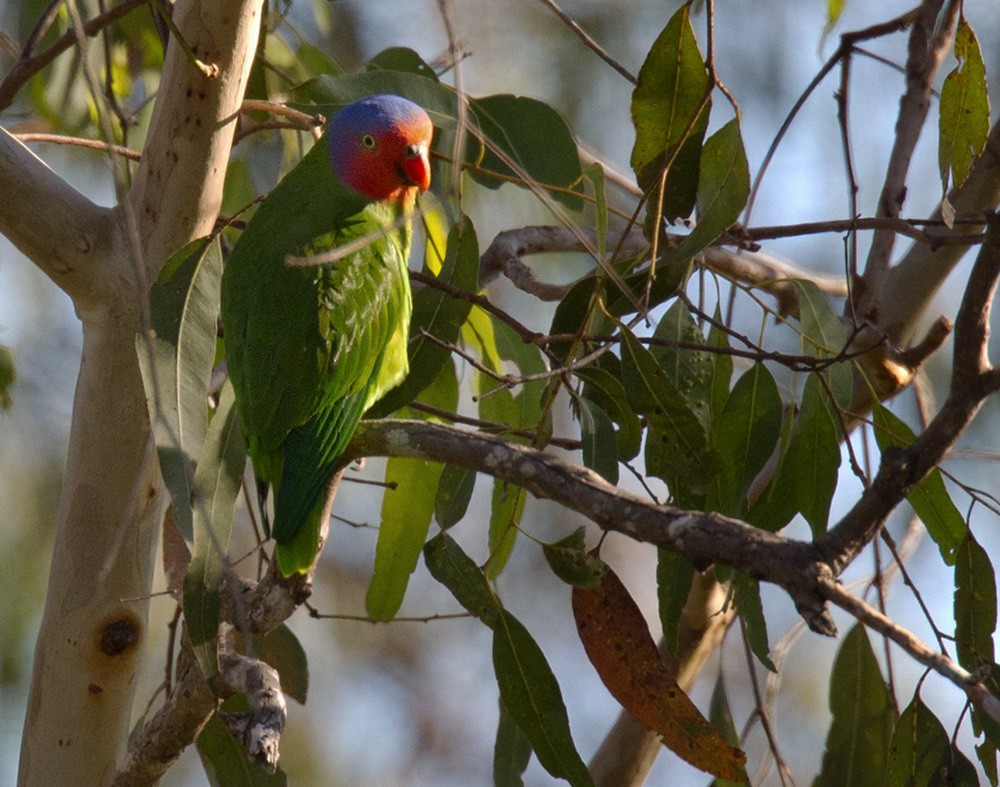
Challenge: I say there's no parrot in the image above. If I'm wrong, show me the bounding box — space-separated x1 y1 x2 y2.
221 94 433 575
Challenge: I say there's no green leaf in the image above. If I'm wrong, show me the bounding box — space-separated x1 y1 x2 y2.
252 624 309 705
630 4 710 219
650 299 714 428
710 363 781 516
954 530 997 671
733 572 775 672
493 610 595 786
434 464 477 530
292 70 460 128
0 344 14 409
873 403 967 564
196 713 287 786
708 311 733 419
584 163 608 260
138 237 223 543
789 279 848 357
471 94 584 210
577 367 641 461
490 310 548 429
423 532 502 627
661 119 750 269
816 624 896 787
709 672 744 787
886 694 954 787
542 528 606 588
744 406 798 532
366 47 439 81
368 217 479 417
578 398 619 484
619 325 716 494
495 698 533 787
787 373 841 537
939 18 990 191
366 458 444 620
657 549 695 655
184 382 245 678
486 480 526 580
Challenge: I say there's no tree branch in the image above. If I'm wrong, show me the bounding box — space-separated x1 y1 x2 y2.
348 418 838 635
879 118 1000 345
0 129 114 307
125 0 264 277
857 0 959 317
820 212 1000 572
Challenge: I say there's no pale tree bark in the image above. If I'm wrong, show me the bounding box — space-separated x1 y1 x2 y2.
6 2 263 783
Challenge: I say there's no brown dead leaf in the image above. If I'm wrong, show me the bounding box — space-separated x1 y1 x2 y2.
572 562 747 782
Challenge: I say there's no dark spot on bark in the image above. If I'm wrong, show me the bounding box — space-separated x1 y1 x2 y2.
99 615 141 658
88 683 103 695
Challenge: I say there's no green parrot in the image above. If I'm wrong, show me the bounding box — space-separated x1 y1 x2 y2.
221 94 433 575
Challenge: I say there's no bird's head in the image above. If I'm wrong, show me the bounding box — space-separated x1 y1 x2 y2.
328 94 433 202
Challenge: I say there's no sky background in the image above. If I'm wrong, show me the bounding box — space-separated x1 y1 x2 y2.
1 0 1000 784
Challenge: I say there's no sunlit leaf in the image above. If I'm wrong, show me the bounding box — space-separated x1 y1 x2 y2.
366 458 443 621
368 217 479 417
138 237 222 543
542 529 605 588
630 5 710 220
494 610 595 786
572 565 747 781
873 403 967 563
939 18 990 191
184 382 245 678
816 624 895 787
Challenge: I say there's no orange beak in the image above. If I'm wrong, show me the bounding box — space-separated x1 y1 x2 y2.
399 143 431 193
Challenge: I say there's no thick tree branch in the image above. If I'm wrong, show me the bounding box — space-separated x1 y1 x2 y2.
820 212 1000 572
16 2 264 784
858 0 959 317
879 118 1000 345
125 0 264 277
348 418 837 635
0 129 114 307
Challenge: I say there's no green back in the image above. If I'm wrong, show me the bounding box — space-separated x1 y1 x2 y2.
221 135 413 546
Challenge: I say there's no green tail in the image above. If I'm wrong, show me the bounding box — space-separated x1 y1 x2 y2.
269 387 371 574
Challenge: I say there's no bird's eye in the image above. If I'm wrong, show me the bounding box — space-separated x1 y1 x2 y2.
361 134 377 150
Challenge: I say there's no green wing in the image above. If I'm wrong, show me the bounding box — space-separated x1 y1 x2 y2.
221 136 413 573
